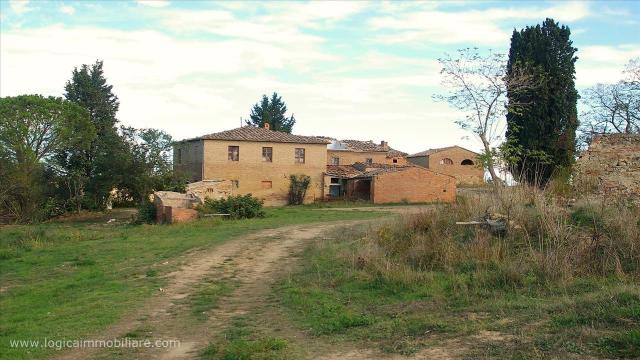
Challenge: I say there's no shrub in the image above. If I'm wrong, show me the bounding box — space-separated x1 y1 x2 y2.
199 194 265 220
288 174 311 205
134 200 157 224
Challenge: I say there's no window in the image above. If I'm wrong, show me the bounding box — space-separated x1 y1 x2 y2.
439 158 453 165
228 146 239 161
392 158 398 164
295 148 305 163
365 158 373 165
176 148 182 164
330 177 340 184
232 180 239 188
461 159 474 165
262 147 272 162
261 181 272 189
330 157 340 165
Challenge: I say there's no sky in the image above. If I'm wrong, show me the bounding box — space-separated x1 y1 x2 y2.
1 0 639 154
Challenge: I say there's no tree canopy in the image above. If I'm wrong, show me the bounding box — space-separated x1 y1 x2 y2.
246 92 296 133
505 18 579 185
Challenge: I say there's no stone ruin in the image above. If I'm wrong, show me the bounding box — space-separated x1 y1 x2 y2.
154 180 234 224
574 134 640 205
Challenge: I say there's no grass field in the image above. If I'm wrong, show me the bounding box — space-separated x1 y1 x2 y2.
276 186 640 359
277 224 640 358
0 207 384 359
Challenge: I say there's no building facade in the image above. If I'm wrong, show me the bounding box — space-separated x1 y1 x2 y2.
406 146 484 185
174 126 329 206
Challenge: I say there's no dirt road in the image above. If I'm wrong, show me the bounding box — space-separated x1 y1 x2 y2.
55 206 442 360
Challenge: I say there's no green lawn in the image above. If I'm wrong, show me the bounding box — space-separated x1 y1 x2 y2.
0 207 384 360
276 225 640 359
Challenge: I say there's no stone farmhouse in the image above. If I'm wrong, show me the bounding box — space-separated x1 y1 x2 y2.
406 146 484 185
172 124 478 206
173 124 330 206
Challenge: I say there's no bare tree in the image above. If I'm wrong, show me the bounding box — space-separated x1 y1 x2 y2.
580 58 640 146
435 48 537 184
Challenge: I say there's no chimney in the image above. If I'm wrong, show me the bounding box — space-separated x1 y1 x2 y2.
263 123 270 130
380 140 389 151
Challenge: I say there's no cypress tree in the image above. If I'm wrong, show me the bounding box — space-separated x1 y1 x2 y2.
505 18 579 185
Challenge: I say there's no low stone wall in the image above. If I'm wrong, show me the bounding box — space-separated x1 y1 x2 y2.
186 180 233 203
574 134 640 204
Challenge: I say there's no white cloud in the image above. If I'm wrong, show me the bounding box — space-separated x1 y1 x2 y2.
0 23 482 154
576 45 640 86
9 0 32 14
60 5 75 15
136 0 169 8
369 1 592 46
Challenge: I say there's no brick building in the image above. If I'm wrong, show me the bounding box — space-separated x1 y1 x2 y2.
406 146 484 185
575 134 640 205
327 139 407 165
324 162 456 203
173 125 463 206
173 125 330 205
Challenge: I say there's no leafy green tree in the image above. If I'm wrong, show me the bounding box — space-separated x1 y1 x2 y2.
246 92 296 133
116 127 186 204
60 60 127 208
505 18 579 185
0 95 94 221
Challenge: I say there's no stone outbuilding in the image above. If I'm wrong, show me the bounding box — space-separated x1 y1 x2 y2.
153 191 200 224
574 134 640 204
406 146 484 185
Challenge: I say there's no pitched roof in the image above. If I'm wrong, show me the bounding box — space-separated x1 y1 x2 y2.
184 126 331 144
407 145 479 158
332 139 408 157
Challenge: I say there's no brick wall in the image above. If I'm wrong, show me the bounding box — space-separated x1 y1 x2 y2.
327 150 406 165
165 206 199 224
202 140 326 206
575 134 640 204
371 167 456 204
408 147 484 185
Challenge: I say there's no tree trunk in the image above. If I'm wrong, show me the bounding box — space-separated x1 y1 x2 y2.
480 134 501 186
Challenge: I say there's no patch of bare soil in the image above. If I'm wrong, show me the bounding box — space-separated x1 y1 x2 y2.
55 219 381 360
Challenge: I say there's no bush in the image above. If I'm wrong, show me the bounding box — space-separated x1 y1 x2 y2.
134 200 157 224
288 174 311 205
199 194 265 220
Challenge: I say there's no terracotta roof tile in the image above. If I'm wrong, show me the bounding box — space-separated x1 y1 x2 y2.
184 126 331 144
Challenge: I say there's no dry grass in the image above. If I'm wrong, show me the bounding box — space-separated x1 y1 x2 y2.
352 185 640 289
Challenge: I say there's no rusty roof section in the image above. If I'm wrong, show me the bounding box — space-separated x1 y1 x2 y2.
407 145 479 158
183 126 332 144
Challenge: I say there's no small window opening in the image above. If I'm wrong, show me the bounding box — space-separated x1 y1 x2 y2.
228 146 239 161
295 148 305 163
262 147 273 162
439 158 453 165
461 159 474 165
